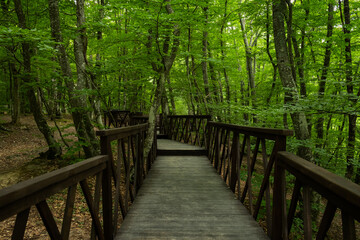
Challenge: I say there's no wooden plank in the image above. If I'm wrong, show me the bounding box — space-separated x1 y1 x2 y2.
36 200 62 240
341 210 356 240
61 184 77 240
115 140 269 239
80 180 105 240
303 185 312 240
287 180 302 234
316 201 336 240
12 208 30 240
91 172 102 240
229 132 238 192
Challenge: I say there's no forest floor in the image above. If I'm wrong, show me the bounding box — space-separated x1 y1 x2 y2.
0 114 77 188
0 114 98 239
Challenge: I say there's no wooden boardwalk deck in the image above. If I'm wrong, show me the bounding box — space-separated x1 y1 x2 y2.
116 139 269 239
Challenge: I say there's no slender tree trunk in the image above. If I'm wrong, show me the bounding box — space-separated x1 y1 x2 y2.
220 1 230 108
239 4 259 123
185 25 196 114
290 1 309 97
265 0 277 105
316 3 334 149
285 1 297 83
14 0 61 159
208 48 221 104
2 1 20 124
9 63 20 124
290 0 313 134
89 0 105 128
339 0 356 180
202 6 211 107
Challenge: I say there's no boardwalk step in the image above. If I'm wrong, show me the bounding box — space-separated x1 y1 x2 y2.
156 134 169 139
157 149 207 156
156 139 207 156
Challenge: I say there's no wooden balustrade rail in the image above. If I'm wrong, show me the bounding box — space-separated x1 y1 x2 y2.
207 121 293 237
0 123 155 240
130 116 149 126
103 110 131 128
273 151 360 240
0 155 110 240
96 122 156 238
166 115 211 147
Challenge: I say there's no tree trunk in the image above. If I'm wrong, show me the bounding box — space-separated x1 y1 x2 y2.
74 0 99 156
48 0 98 157
272 0 312 162
14 0 61 159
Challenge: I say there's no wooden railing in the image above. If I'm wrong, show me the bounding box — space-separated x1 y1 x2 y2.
0 155 112 240
207 121 293 237
273 151 360 240
0 123 155 239
130 115 149 126
96 123 156 237
166 115 211 147
103 110 131 128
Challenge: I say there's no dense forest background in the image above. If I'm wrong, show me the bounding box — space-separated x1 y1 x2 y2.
0 0 360 183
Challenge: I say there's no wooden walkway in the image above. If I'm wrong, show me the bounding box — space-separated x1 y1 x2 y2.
116 139 269 239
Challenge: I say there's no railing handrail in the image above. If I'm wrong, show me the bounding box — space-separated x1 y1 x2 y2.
130 116 148 119
96 123 148 137
168 115 211 119
277 151 360 221
0 155 108 221
208 121 293 139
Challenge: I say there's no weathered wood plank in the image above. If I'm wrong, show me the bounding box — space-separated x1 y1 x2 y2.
115 140 268 239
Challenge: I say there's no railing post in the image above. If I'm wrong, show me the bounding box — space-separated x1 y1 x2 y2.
206 124 212 157
272 136 287 240
214 127 220 170
100 136 113 240
229 132 239 192
135 132 142 193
